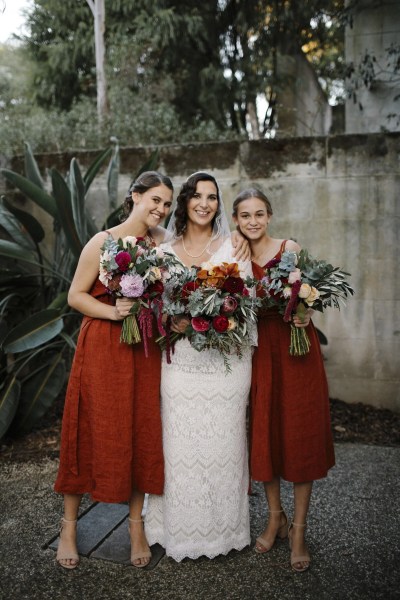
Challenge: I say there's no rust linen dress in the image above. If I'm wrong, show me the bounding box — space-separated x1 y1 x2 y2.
250 243 335 483
54 278 164 502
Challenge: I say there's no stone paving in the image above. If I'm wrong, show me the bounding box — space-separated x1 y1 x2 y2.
0 443 399 600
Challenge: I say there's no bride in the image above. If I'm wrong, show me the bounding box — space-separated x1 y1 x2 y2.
145 172 255 561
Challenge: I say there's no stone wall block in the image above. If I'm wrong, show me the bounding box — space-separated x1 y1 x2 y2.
240 138 325 179
160 141 240 179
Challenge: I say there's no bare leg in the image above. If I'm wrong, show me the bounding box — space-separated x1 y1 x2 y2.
289 481 313 571
128 489 151 567
56 493 82 568
255 477 288 552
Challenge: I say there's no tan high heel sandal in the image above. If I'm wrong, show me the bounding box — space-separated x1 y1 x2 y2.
255 508 289 553
288 522 311 572
56 517 79 570
128 517 152 568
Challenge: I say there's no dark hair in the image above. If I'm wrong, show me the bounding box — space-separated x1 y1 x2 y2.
232 188 273 217
122 171 173 221
174 171 220 236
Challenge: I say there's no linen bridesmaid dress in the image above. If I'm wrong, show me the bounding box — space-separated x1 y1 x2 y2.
54 277 164 502
250 241 335 483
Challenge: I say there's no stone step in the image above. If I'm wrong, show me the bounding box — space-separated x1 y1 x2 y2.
46 501 165 570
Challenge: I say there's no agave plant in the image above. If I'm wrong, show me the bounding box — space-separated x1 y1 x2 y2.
0 141 159 440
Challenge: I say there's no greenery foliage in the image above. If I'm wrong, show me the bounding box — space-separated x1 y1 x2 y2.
0 0 351 154
0 141 141 439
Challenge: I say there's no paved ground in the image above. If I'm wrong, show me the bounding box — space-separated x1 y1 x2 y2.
0 443 399 600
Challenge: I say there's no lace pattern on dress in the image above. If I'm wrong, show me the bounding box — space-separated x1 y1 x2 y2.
145 237 252 561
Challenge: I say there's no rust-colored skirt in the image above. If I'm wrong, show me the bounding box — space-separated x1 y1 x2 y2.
54 280 164 502
250 309 335 483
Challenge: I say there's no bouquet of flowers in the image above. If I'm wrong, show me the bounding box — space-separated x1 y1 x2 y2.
260 249 354 356
99 235 179 353
159 261 260 372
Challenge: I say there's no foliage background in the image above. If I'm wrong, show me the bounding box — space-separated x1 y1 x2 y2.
0 0 352 156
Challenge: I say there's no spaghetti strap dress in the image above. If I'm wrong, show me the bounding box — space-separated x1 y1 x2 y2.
250 240 335 483
54 277 164 502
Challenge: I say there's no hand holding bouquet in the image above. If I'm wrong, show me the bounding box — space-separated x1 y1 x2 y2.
159 261 260 372
260 249 354 356
99 235 178 352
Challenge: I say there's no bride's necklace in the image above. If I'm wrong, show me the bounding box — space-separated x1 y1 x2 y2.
181 235 212 258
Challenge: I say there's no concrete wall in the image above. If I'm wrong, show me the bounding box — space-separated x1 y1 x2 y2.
3 132 399 411
345 0 400 134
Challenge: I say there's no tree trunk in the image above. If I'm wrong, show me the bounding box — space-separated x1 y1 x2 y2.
247 101 260 139
86 0 109 122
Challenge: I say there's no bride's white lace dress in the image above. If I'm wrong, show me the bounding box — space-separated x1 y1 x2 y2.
145 238 254 561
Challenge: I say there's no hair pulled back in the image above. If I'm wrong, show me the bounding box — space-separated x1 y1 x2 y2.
232 188 273 217
122 171 173 221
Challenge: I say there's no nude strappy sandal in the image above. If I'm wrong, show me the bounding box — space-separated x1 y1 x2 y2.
56 517 80 570
128 517 152 568
255 508 289 553
288 522 311 572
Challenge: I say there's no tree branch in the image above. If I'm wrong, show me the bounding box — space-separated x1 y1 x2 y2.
85 0 95 18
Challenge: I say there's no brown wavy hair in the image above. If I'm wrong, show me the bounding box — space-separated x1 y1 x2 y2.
121 171 173 221
173 172 220 236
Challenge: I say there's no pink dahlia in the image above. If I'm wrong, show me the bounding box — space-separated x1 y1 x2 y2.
120 273 144 298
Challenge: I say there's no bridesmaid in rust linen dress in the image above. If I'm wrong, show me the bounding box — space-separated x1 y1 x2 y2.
233 188 335 573
54 171 173 569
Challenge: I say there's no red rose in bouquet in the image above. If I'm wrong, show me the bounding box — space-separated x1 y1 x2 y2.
191 317 211 332
212 315 229 333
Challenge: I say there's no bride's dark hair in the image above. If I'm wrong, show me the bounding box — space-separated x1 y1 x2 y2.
174 172 220 236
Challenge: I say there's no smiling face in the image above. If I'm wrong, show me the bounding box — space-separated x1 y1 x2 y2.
186 180 219 229
233 197 271 241
132 183 173 227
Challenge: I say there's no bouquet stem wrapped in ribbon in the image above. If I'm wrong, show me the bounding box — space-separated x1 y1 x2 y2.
260 249 354 357
121 301 141 345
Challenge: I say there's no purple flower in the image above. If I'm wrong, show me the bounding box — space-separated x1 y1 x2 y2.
120 274 144 298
